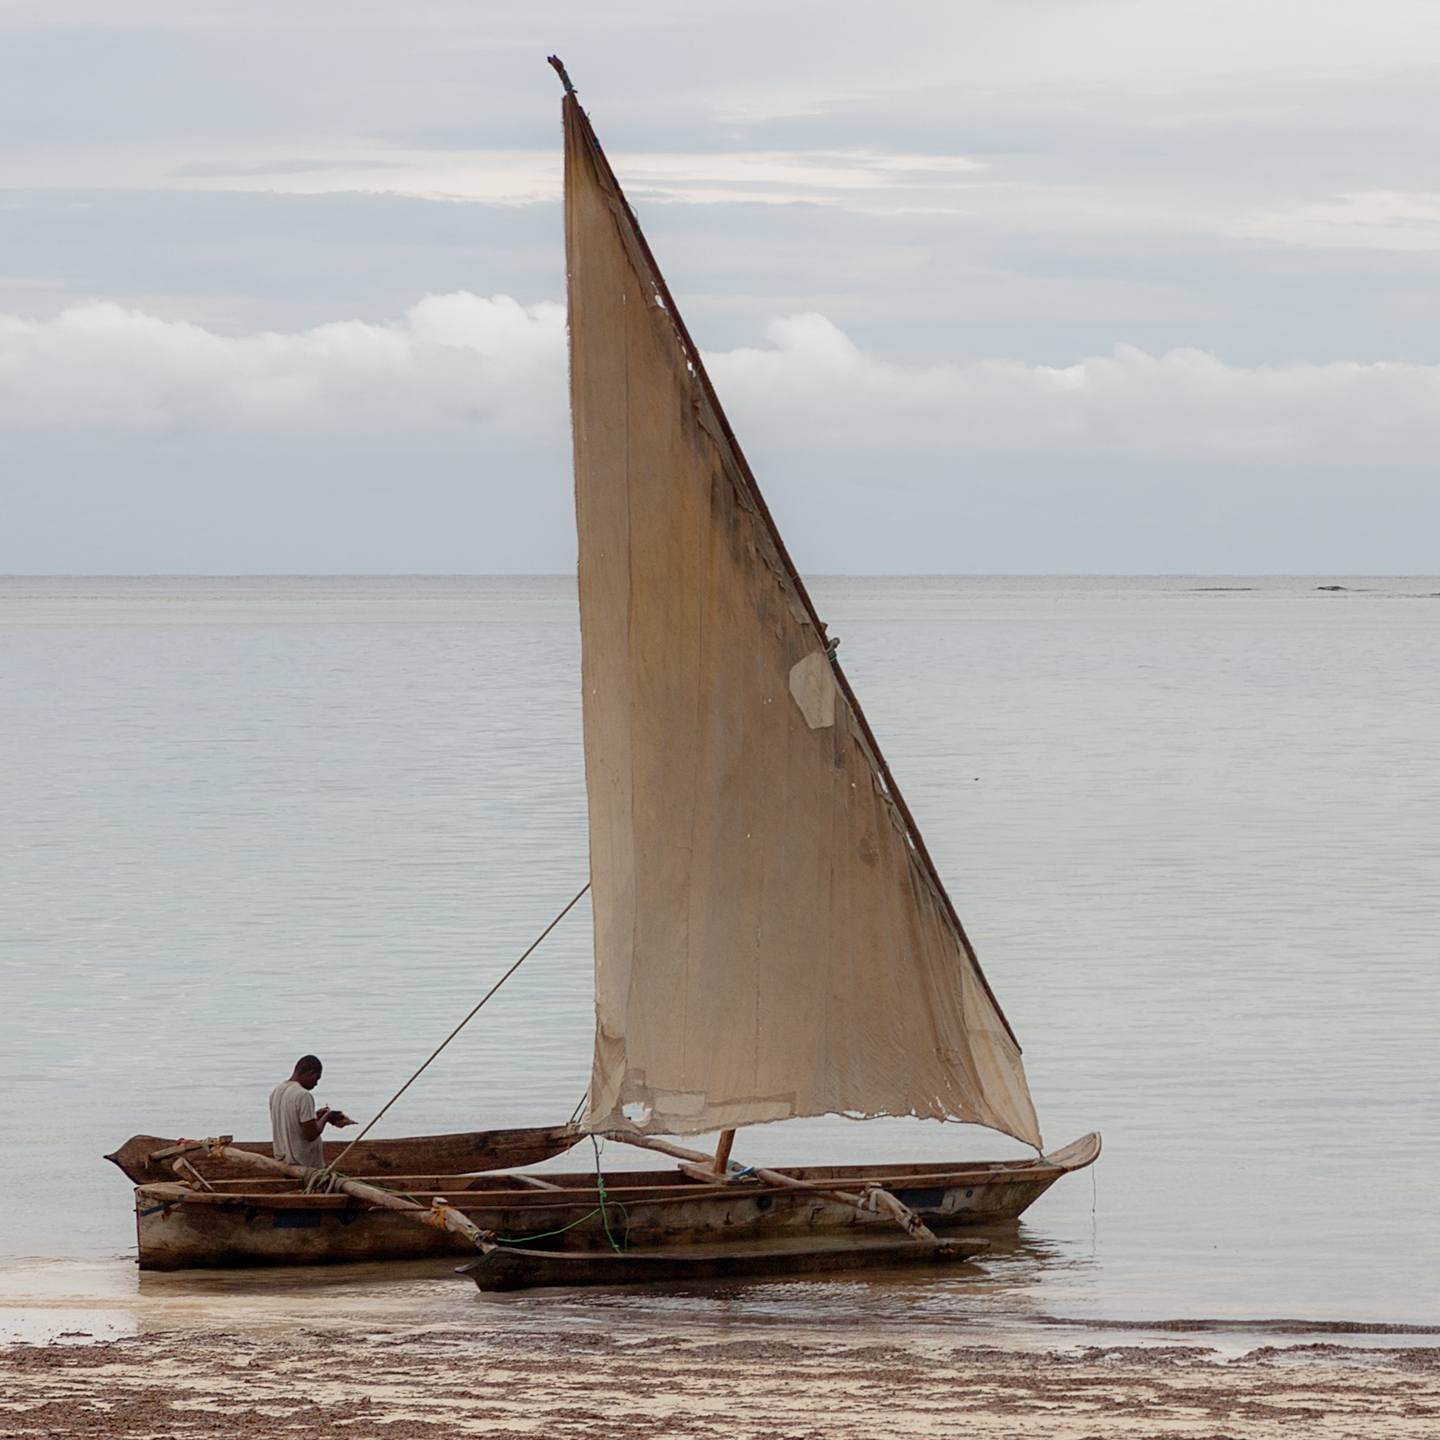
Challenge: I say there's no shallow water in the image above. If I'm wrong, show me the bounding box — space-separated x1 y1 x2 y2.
2 575 1437 1339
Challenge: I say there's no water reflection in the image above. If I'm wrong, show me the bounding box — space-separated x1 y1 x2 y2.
119 1224 1096 1339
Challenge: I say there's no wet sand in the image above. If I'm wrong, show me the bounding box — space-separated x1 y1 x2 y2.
6 1259 1440 1436
5 1321 1439 1438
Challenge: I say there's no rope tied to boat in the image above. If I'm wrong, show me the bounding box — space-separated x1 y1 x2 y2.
861 1185 933 1239
425 1198 496 1251
492 1207 602 1245
589 1135 628 1253
424 1200 461 1232
321 881 591 1179
302 1167 347 1196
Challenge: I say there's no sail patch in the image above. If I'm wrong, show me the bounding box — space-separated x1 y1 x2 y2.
788 651 836 729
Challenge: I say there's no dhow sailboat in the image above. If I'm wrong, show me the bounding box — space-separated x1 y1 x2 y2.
110 62 1098 1289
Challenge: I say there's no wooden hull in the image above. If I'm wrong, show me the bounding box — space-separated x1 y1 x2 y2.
106 1125 580 1187
459 1234 992 1290
132 1133 1101 1271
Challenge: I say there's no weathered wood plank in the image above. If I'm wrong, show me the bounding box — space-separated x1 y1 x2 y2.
106 1125 580 1186
606 1132 937 1240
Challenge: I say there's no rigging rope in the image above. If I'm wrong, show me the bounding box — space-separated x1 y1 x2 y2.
325 880 591 1175
589 1134 627 1252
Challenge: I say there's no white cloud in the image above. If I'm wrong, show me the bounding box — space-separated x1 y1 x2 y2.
1 144 991 212
1231 191 1440 251
698 0 1440 118
168 150 562 206
4 298 1440 475
709 314 1440 467
0 293 567 434
610 150 987 210
178 146 989 212
2 294 1435 572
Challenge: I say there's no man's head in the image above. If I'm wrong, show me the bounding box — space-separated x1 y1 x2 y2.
292 1054 323 1089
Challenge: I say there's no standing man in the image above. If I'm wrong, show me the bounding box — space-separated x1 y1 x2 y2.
269 1054 355 1168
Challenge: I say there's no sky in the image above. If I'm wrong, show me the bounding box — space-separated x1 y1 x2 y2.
2 0 1439 574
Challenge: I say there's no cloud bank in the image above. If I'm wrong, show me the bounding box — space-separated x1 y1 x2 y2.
4 292 1440 466
0 293 566 434
708 314 1440 464
3 3 1438 572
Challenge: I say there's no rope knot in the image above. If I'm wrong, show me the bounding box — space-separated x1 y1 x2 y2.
425 1199 457 1232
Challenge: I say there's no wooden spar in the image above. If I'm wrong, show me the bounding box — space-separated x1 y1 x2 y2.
674 1160 937 1240
598 1132 937 1241
594 1131 744 1171
174 1138 495 1251
712 1129 736 1174
149 1139 223 1161
169 1156 214 1191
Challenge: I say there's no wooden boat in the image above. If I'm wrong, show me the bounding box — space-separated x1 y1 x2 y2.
132 1139 1099 1272
106 1125 580 1187
114 59 1100 1285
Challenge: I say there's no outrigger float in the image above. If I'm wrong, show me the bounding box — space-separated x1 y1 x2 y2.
109 59 1099 1291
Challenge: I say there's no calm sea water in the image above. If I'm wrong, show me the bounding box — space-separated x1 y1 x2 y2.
2 575 1437 1340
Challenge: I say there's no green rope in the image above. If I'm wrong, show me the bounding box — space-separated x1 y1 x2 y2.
492 1147 631 1249
590 1135 629 1253
301 1159 631 1252
492 1207 605 1244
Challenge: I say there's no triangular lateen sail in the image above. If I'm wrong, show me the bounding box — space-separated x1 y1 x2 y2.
561 82 1042 1150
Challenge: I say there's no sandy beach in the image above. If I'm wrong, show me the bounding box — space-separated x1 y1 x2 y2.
5 1317 1440 1439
